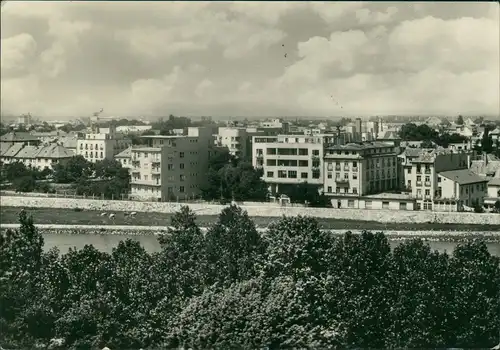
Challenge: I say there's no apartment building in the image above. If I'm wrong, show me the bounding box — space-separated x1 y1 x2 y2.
115 147 132 169
252 134 335 193
323 142 401 208
76 124 130 163
436 169 488 210
405 149 472 210
215 127 249 159
484 177 500 209
129 127 213 201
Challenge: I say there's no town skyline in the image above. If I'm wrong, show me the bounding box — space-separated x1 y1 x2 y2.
1 1 499 118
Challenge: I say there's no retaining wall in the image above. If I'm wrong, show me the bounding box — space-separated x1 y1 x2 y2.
1 195 500 225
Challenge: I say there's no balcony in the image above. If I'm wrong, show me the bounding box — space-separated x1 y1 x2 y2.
416 194 423 199
424 181 431 187
151 159 161 164
132 159 140 165
352 167 358 172
416 170 422 174
424 169 431 174
416 181 422 186
335 165 341 171
151 168 161 175
343 166 350 171
311 154 320 159
335 179 349 185
131 169 140 175
425 195 431 200
256 154 264 159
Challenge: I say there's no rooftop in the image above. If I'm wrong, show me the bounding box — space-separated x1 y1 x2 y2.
489 177 500 186
36 144 74 159
0 132 40 142
439 169 489 185
115 147 132 158
326 141 394 151
2 143 24 157
378 130 401 140
14 145 41 159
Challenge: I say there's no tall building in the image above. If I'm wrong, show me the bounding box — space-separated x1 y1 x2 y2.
215 127 249 159
77 124 130 163
405 148 472 210
251 133 336 193
323 142 399 205
129 127 214 201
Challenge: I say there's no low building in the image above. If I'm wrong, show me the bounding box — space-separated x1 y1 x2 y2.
435 169 488 211
484 177 500 209
0 132 41 146
1 143 74 170
334 192 416 210
76 124 130 163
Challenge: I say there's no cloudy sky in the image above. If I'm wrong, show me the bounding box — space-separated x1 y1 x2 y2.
1 1 499 119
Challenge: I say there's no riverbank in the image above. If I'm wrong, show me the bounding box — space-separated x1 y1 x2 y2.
2 223 500 243
3 206 500 232
2 196 500 225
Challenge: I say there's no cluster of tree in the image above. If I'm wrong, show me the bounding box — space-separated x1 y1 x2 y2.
279 182 331 207
473 124 500 156
52 156 130 199
151 114 217 136
200 148 268 202
398 123 468 147
0 162 54 193
1 208 499 349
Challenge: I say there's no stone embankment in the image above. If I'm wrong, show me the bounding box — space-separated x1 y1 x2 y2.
1 196 500 225
1 224 499 242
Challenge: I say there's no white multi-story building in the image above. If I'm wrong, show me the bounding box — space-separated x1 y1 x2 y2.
436 169 488 210
76 124 131 163
128 127 214 201
252 134 336 193
215 127 249 159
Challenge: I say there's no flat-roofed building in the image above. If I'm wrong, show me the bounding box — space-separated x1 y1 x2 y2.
129 127 214 201
436 169 488 211
252 133 336 193
323 142 400 208
215 127 249 159
77 125 131 163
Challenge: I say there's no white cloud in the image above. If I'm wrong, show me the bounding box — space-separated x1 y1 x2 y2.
0 2 498 118
1 33 37 72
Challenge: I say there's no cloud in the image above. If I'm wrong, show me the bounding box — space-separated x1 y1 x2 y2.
0 1 498 118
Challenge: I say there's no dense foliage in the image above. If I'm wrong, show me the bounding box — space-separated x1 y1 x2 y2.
0 162 54 193
200 148 268 202
1 207 499 349
398 123 469 147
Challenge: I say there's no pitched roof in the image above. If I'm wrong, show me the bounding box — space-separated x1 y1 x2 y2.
115 146 132 158
439 169 489 185
488 177 500 186
58 136 78 149
403 148 427 157
0 142 13 156
36 144 74 159
0 132 39 142
2 143 24 157
14 145 41 159
469 159 500 177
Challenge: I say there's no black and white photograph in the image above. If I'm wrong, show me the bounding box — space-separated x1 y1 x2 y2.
1 1 500 349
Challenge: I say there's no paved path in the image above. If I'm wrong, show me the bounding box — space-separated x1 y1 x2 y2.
1 223 499 238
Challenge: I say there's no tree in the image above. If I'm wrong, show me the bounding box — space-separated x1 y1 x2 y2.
94 159 123 179
399 123 439 142
53 156 93 183
481 126 494 154
280 182 331 207
456 115 464 125
3 162 31 182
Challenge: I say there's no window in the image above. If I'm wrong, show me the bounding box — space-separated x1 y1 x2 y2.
180 175 185 181
278 170 287 178
267 171 274 177
90 152 93 158
288 170 297 178
344 173 349 179
180 163 184 169
353 187 358 194
301 172 308 179
299 148 308 155
100 152 103 158
353 173 358 180
327 172 332 179
352 161 357 168
312 171 320 179
425 176 430 182
312 150 320 156
344 187 348 193
327 186 332 192
399 202 407 210
365 200 372 208
179 186 185 193
382 201 389 209
417 175 421 181
168 164 174 170
348 200 355 208
144 175 148 181
299 160 308 167
425 189 430 195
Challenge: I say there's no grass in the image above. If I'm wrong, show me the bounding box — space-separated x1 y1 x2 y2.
2 206 500 232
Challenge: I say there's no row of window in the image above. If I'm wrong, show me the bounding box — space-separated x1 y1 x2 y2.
261 148 321 156
84 151 103 159
264 159 320 167
80 143 103 150
326 186 358 194
266 170 321 179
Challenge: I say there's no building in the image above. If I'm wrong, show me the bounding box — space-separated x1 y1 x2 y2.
17 114 32 126
470 153 500 177
406 149 472 210
436 169 488 211
323 142 402 209
76 124 130 163
215 127 249 159
0 132 41 146
484 176 500 209
259 119 290 134
129 127 213 201
115 125 153 134
114 147 133 169
1 143 74 170
252 134 336 193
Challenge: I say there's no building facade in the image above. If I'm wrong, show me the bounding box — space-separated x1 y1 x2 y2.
436 169 488 211
252 134 336 193
323 142 399 208
129 127 214 201
215 127 249 159
76 125 130 163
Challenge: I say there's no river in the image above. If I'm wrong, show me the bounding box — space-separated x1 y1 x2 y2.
41 232 500 257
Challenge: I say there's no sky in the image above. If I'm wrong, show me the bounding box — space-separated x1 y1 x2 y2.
1 1 499 119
